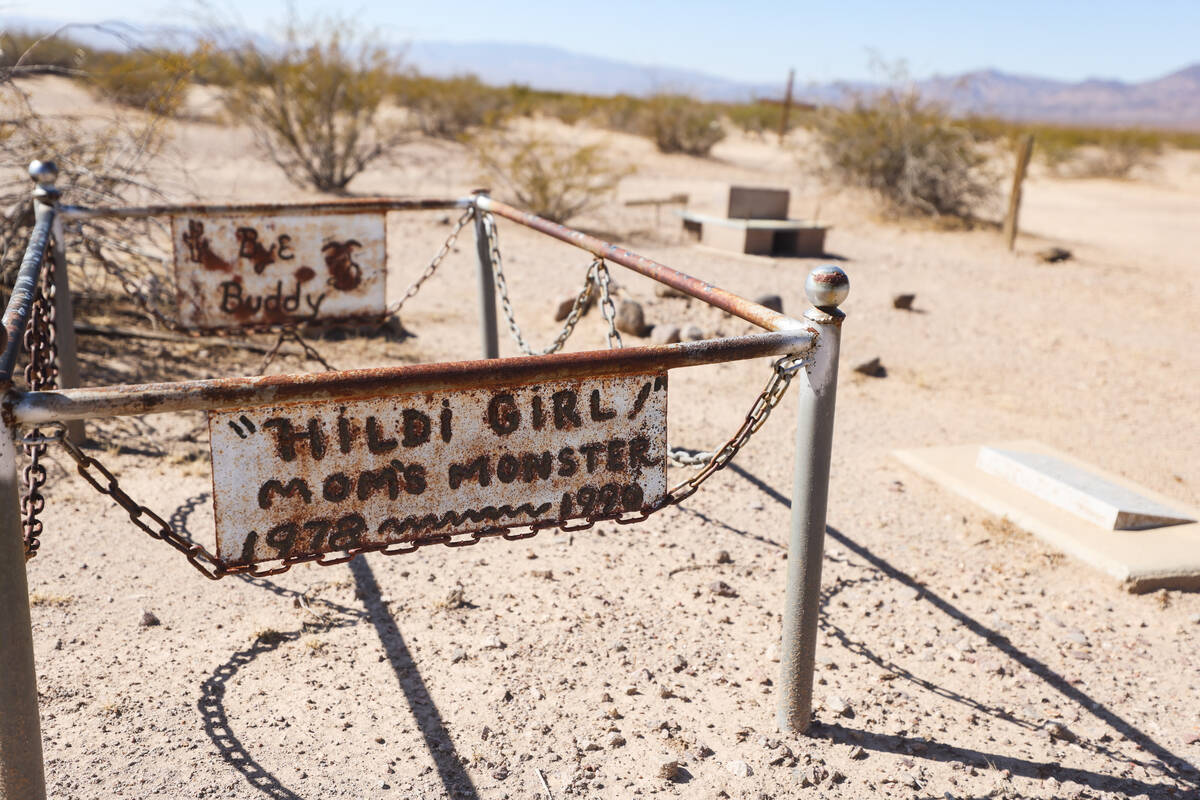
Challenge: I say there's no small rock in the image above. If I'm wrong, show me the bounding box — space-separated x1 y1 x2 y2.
650 323 681 345
695 744 715 758
139 610 161 627
554 290 593 321
616 299 650 336
849 745 866 759
498 688 513 702
713 549 732 564
530 687 545 701
605 707 622 719
606 732 627 748
1064 629 1089 646
682 324 705 341
658 759 684 781
853 357 886 378
892 293 915 310
726 760 753 778
1036 247 1072 263
451 648 467 663
672 654 688 672
440 583 468 610
530 569 554 580
482 635 505 650
582 740 601 751
824 695 850 717
655 284 687 299
830 769 846 784
1045 720 1077 742
753 293 783 313
491 767 508 780
600 692 613 703
765 643 780 662
709 581 738 597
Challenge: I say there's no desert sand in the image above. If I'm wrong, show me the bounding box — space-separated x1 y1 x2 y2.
10 76 1200 799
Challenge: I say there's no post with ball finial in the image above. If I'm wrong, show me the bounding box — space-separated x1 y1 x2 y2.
777 264 849 734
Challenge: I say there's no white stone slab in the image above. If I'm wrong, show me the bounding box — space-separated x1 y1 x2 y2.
893 440 1200 592
977 447 1195 530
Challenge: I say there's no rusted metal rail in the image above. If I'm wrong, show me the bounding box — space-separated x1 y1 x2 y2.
59 196 471 220
9 331 812 424
0 169 849 799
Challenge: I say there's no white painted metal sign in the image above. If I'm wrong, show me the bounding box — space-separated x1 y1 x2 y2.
170 212 386 329
209 373 668 567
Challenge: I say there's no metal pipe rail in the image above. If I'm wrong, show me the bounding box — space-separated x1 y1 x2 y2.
8 330 813 424
0 203 54 384
59 196 472 220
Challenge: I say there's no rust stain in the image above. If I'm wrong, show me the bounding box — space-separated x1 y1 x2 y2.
171 211 385 330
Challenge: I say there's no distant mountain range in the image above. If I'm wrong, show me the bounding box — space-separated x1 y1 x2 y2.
5 16 1199 129
408 41 1200 129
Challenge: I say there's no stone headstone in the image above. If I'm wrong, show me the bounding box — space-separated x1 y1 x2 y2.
727 186 789 220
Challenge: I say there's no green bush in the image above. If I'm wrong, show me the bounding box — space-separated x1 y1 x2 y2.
641 94 726 156
814 88 994 218
474 130 633 223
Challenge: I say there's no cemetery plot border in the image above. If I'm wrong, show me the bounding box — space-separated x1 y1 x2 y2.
0 160 849 800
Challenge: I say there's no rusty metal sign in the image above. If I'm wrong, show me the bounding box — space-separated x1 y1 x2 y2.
170 211 386 329
208 373 667 567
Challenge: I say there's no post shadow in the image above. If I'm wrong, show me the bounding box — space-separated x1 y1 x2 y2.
718 461 1199 790
175 494 478 799
349 556 480 800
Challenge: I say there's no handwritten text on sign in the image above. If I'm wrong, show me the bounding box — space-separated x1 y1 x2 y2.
171 212 386 329
209 374 667 566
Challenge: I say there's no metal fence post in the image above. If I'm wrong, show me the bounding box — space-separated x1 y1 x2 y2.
0 420 48 800
31 161 85 442
472 192 500 360
777 265 848 734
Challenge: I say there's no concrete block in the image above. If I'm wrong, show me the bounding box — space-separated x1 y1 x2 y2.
728 186 790 220
893 440 1200 592
977 447 1194 530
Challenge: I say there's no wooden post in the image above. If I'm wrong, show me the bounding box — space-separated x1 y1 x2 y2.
779 68 795 144
1003 134 1035 251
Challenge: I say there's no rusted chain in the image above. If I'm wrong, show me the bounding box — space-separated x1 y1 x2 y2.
20 241 59 559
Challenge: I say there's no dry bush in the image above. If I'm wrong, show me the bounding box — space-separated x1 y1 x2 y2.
473 129 633 223
813 87 995 219
217 15 405 192
394 72 510 140
1069 132 1161 179
640 94 726 156
1 32 176 329
89 48 195 117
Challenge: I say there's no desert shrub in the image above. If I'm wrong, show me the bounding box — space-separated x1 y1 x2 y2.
0 29 89 73
1 34 174 318
218 16 403 192
813 87 994 218
394 72 510 139
473 130 633 223
724 101 783 136
89 48 194 116
1070 131 1162 179
640 94 726 156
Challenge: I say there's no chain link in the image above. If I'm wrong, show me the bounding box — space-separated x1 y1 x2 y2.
20 242 60 560
483 211 622 354
385 207 475 319
661 353 808 506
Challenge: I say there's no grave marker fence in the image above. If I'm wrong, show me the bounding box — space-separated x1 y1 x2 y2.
0 160 848 798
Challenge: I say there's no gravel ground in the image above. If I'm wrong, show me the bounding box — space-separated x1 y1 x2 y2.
12 79 1200 799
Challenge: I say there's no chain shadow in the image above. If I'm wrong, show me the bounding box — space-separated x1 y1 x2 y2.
717 462 1200 791
349 556 480 800
174 495 476 799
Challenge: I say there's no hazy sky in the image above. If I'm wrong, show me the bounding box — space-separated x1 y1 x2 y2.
7 0 1199 85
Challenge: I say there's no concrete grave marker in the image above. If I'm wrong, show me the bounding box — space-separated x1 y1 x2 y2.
977 447 1195 530
894 440 1200 592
